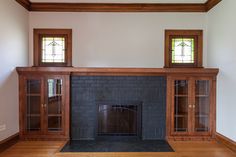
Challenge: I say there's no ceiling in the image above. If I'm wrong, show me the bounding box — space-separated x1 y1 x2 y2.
29 0 208 3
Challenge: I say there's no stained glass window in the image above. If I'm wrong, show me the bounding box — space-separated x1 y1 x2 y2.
42 37 65 63
165 30 202 68
171 38 194 64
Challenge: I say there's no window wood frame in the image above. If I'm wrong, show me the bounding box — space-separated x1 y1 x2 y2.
164 30 203 68
34 29 72 67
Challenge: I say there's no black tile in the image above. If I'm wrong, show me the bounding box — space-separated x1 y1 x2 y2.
61 139 174 152
71 76 167 140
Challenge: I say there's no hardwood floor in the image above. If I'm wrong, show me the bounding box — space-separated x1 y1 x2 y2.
0 140 235 157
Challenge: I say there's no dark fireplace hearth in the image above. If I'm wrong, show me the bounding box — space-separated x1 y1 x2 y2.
71 76 166 140
97 104 142 137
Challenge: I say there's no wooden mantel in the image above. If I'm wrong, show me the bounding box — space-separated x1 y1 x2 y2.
16 67 219 76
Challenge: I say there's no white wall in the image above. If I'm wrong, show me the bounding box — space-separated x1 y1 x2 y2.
29 12 207 67
0 0 28 141
207 0 236 142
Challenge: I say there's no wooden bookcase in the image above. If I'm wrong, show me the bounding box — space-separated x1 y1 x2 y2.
18 73 70 140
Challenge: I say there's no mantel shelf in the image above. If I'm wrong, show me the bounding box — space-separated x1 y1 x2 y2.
16 67 219 76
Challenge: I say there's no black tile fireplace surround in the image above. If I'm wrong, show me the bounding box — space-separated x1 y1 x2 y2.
71 76 166 140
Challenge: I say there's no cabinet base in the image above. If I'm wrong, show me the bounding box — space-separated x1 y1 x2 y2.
167 136 215 141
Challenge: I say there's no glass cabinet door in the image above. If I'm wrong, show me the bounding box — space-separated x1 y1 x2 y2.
194 80 210 132
174 80 189 133
26 79 42 132
46 78 63 132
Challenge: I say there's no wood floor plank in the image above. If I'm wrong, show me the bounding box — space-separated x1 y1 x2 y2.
0 140 235 157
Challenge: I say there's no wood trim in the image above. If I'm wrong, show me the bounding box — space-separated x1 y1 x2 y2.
64 75 70 139
0 133 19 153
215 133 236 152
30 3 206 12
205 0 222 11
16 67 219 76
211 76 217 138
15 0 31 10
15 0 221 12
166 76 172 140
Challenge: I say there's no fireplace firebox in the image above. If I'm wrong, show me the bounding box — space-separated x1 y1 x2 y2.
97 104 142 137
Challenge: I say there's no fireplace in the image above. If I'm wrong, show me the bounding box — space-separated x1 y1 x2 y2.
97 104 142 137
71 76 166 140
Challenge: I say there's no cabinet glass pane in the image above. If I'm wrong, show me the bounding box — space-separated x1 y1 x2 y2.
27 80 40 94
195 80 210 132
27 96 40 114
174 80 188 132
27 116 40 131
48 117 62 131
26 79 41 131
47 79 62 131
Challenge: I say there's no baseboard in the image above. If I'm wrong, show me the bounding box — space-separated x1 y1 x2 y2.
215 132 236 152
0 133 19 153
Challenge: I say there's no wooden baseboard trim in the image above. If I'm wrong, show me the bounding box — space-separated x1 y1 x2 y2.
0 133 19 153
215 132 236 152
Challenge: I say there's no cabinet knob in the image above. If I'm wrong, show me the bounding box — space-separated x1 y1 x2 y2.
189 105 192 108
41 104 47 108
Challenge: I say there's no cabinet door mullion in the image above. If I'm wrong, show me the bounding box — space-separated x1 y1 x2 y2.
189 77 195 135
41 77 46 134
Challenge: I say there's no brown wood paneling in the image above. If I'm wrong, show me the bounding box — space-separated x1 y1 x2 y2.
216 133 236 152
15 0 222 12
0 133 19 153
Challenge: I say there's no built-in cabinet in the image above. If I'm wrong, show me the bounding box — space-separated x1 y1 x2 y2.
18 73 70 140
17 67 218 140
167 76 216 140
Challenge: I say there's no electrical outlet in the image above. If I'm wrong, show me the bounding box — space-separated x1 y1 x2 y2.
0 124 6 132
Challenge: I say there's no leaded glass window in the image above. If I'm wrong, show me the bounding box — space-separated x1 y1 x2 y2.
42 37 65 63
33 29 72 67
165 30 203 68
171 38 194 64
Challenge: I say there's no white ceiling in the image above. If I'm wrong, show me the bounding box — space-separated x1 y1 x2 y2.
30 0 208 3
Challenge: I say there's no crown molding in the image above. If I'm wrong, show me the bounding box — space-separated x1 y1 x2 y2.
205 0 221 11
16 0 31 10
16 0 221 12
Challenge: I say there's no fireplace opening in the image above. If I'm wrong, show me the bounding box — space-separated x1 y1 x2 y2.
97 104 142 137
